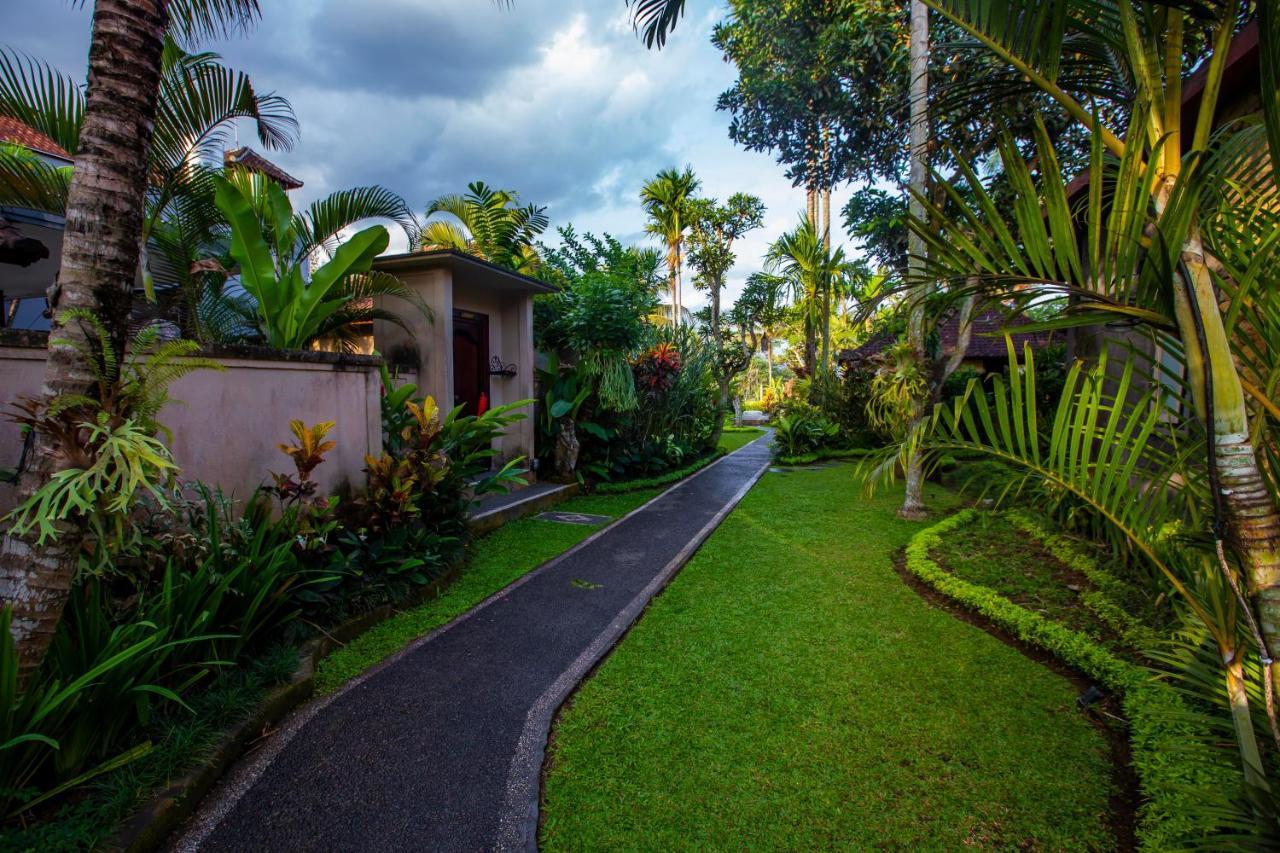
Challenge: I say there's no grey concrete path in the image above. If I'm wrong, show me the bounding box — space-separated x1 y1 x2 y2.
175 434 772 853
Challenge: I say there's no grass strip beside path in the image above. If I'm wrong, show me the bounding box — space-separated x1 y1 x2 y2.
542 466 1114 850
317 430 762 694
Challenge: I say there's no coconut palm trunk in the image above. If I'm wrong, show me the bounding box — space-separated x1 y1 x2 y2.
0 0 169 683
900 0 931 519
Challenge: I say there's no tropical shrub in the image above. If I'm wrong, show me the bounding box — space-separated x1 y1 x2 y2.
773 404 840 458
3 312 218 552
807 368 888 448
213 175 410 351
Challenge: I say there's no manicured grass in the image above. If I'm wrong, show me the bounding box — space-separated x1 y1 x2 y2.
542 466 1114 850
716 426 764 453
314 489 659 694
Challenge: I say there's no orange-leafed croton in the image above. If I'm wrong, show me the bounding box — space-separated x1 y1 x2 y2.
359 397 450 533
272 419 337 507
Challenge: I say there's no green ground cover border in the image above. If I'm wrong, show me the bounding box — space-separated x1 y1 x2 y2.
773 446 871 466
908 508 1238 850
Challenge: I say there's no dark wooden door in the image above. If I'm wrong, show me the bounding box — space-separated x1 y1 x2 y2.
452 309 490 415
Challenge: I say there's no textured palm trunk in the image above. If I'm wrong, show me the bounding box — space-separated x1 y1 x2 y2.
666 243 680 325
900 0 931 520
0 0 168 684
1180 237 1280 669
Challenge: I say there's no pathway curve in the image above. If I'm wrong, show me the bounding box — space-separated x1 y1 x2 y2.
175 434 772 853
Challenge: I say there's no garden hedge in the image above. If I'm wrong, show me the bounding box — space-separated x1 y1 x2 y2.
906 509 1237 850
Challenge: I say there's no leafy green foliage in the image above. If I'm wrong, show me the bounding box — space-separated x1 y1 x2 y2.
213 175 391 349
422 181 547 274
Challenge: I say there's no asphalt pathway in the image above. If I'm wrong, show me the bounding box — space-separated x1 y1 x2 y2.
177 434 772 852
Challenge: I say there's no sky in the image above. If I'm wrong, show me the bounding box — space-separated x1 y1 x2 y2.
0 0 862 310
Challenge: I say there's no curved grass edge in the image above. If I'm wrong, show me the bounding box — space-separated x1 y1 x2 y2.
906 509 1237 851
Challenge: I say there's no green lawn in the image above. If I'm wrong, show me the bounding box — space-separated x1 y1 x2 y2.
541 466 1115 850
315 489 658 693
717 426 764 453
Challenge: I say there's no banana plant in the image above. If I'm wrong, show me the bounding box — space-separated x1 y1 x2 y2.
213 175 390 350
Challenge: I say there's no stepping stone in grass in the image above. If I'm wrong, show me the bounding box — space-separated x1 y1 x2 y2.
535 511 613 525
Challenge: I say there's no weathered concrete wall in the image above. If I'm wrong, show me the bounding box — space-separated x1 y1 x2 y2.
0 337 382 514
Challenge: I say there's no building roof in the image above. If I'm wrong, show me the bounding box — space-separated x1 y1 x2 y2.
223 147 303 190
373 249 557 295
0 116 71 160
837 308 1054 366
1066 19 1260 201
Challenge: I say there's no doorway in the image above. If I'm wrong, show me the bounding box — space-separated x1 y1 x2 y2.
452 309 490 415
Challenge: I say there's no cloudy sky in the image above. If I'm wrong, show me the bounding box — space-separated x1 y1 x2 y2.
1 0 863 309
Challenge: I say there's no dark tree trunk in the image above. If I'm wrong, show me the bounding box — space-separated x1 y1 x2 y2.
0 0 168 684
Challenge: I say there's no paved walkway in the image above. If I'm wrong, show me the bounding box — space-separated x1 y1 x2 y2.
176 435 772 852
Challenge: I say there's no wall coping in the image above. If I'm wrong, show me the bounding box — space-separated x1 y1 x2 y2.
0 330 384 370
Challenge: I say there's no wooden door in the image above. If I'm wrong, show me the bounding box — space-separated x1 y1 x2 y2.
452 309 490 415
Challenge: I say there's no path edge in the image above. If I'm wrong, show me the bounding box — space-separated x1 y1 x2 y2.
497 444 772 851
171 432 770 851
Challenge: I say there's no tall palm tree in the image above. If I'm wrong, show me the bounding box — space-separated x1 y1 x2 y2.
640 166 700 325
421 181 547 275
899 0 932 520
765 214 849 378
0 0 263 684
914 0 1280 704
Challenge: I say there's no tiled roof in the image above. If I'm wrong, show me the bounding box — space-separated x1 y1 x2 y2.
837 308 1054 365
223 147 303 190
0 116 71 159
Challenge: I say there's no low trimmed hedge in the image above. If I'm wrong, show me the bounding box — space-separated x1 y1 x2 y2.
591 451 726 495
907 509 1237 850
773 447 872 466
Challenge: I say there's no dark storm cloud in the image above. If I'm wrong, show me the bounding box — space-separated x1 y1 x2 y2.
0 0 821 302
303 0 542 98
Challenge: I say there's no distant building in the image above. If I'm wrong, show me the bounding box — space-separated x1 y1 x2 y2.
836 308 1055 375
0 117 72 329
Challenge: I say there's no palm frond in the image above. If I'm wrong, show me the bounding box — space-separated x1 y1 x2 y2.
296 186 416 262
627 0 687 49
0 142 70 213
0 48 82 154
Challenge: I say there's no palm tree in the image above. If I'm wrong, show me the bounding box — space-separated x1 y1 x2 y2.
640 166 700 325
900 0 932 520
421 181 548 275
914 0 1280 701
0 0 263 684
765 215 849 378
0 37 298 333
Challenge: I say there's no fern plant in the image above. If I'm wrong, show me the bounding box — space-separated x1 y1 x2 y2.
3 311 219 546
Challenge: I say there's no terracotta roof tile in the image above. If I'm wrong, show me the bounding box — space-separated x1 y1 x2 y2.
0 116 71 159
223 147 303 190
